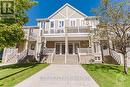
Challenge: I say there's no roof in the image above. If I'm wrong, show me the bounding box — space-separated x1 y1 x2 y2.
36 3 88 21
23 26 39 29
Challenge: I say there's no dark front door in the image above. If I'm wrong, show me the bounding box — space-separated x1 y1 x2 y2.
68 43 73 54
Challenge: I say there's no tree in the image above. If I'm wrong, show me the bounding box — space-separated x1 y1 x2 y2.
93 0 130 74
0 0 37 50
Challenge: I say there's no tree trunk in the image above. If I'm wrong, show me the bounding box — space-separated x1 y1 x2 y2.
123 53 128 74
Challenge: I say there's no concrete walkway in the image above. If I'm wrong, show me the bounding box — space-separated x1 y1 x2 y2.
15 64 99 87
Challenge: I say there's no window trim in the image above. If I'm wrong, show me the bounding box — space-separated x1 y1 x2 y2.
58 20 65 28
50 20 55 29
41 22 46 29
69 19 77 27
80 19 84 26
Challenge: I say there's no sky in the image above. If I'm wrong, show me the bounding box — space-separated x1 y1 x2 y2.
26 0 100 26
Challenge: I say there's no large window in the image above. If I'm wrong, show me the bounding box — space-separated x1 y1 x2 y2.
80 20 84 26
59 21 64 28
70 19 76 27
42 22 45 28
50 21 55 28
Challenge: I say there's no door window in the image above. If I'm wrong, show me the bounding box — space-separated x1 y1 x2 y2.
75 43 79 54
56 43 60 54
68 43 73 54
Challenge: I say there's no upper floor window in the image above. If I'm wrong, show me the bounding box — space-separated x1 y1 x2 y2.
59 20 64 28
42 22 46 29
30 28 33 33
80 20 84 26
50 21 55 28
70 19 76 27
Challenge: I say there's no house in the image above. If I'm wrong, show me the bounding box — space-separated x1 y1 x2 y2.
2 3 106 64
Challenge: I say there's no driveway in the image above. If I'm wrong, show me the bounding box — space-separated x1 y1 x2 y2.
15 64 99 87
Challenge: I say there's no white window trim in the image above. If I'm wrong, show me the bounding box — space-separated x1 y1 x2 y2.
58 19 65 29
41 21 46 29
80 19 84 27
50 20 55 29
69 19 77 27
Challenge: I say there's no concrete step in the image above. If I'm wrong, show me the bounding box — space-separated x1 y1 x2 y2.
66 55 79 64
53 55 65 64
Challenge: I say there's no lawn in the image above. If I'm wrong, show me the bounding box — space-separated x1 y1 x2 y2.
82 64 130 87
0 63 48 87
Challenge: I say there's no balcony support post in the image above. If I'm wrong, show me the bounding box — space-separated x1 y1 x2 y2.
65 27 68 64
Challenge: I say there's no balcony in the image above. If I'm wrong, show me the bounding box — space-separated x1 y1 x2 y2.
43 26 91 35
67 26 91 33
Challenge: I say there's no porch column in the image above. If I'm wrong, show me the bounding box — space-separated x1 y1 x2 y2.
44 37 47 48
65 27 68 64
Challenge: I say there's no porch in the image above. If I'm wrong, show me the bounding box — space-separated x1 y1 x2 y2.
40 38 102 64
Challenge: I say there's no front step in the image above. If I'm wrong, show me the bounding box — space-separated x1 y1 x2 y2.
66 54 79 64
53 55 65 64
53 54 79 64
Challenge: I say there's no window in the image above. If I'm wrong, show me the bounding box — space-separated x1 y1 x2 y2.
42 22 45 28
59 21 64 28
80 20 84 26
30 28 33 33
70 19 76 27
50 21 55 28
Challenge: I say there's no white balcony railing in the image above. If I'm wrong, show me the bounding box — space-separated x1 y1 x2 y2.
67 26 90 33
43 26 90 34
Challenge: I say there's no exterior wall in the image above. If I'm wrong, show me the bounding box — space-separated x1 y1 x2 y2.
80 40 89 48
17 41 26 53
46 41 55 48
46 41 89 48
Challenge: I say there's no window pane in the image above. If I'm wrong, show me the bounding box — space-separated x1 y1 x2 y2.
50 21 54 28
59 21 64 28
42 22 45 28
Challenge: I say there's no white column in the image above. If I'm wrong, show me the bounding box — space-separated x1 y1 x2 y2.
44 37 47 48
73 43 75 55
60 43 62 55
65 27 68 64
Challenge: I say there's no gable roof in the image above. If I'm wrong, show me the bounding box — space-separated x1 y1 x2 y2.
48 3 88 19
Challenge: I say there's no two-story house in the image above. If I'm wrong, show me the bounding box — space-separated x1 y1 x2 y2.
2 3 103 64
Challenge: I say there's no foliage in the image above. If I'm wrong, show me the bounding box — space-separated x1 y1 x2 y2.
92 0 130 74
0 0 37 49
0 24 24 49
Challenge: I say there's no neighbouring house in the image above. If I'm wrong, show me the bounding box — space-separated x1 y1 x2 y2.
2 3 128 65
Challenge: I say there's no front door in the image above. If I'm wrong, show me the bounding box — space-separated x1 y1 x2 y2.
75 43 79 54
68 43 73 54
55 43 65 54
56 42 79 55
56 43 60 54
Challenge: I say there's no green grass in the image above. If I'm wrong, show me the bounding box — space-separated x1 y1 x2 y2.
0 63 48 87
82 64 130 87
